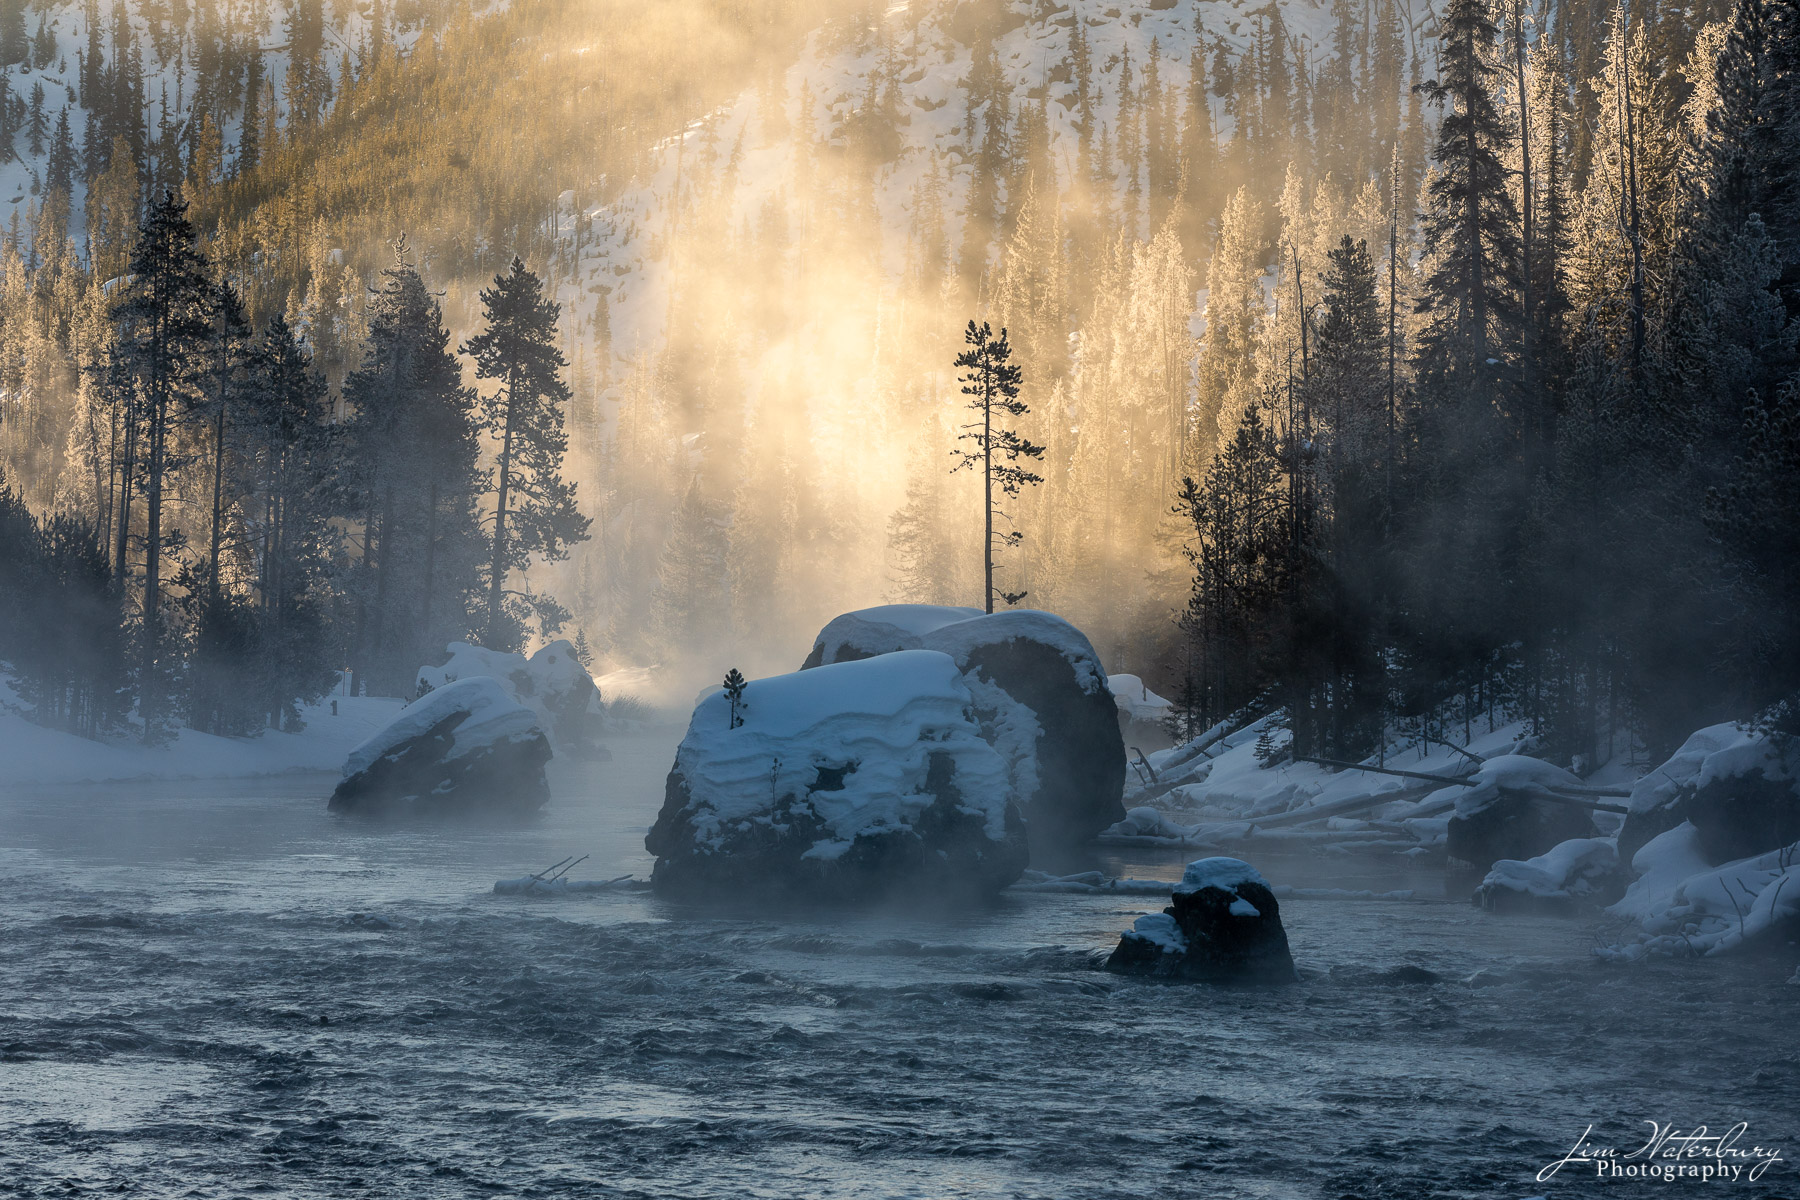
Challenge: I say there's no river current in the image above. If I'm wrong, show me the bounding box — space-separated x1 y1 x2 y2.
2 729 1795 1199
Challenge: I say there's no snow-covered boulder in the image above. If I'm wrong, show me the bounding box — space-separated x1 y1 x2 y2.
799 606 1127 849
328 676 552 816
1474 837 1621 912
645 650 1029 901
1105 857 1297 984
1444 755 1601 869
799 604 985 667
1618 724 1800 867
417 640 605 756
1601 833 1800 960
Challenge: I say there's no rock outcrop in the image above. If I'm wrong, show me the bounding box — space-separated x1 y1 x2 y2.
1444 755 1604 869
329 676 552 816
800 606 1126 850
646 650 1029 901
1106 858 1297 983
1618 723 1800 867
1474 837 1622 912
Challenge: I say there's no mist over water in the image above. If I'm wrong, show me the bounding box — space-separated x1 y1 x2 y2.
3 733 1795 1199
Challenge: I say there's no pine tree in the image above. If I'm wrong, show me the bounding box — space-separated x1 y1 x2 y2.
951 320 1043 611
340 242 488 695
0 0 26 68
1414 0 1525 397
241 314 341 728
26 80 45 156
111 192 217 741
239 54 263 174
45 108 75 198
1686 0 1800 315
461 258 591 650
1198 186 1267 454
650 477 728 655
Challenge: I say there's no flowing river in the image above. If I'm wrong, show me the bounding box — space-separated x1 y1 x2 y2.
2 729 1795 1198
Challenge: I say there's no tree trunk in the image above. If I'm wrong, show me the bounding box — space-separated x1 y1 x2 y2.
141 386 164 741
486 374 517 644
209 402 225 604
983 365 994 614
420 480 440 678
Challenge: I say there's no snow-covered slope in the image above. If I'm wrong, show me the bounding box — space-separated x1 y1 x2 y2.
0 0 399 245
562 0 1365 363
0 684 403 784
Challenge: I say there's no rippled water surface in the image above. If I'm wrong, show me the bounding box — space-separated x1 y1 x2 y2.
3 730 1796 1199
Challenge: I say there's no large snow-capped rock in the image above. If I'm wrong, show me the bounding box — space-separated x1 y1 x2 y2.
799 604 986 667
646 650 1028 900
1617 723 1800 866
329 676 552 816
1444 755 1601 869
799 606 1126 849
1602 824 1800 960
417 640 604 756
1597 725 1800 961
1105 858 1296 984
1474 837 1621 913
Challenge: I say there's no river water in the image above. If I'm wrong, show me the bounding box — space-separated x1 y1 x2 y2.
2 729 1795 1199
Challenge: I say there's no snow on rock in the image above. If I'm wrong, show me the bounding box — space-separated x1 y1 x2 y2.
1607 822 1716 924
645 650 1028 901
1600 839 1800 960
417 640 605 756
1106 857 1297 984
1445 755 1603 870
1617 724 1800 867
798 607 1126 850
799 604 985 667
328 677 552 817
1175 856 1270 895
1475 838 1621 912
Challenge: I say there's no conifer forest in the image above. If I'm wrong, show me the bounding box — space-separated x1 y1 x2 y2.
0 0 1791 766
4 2 1800 1196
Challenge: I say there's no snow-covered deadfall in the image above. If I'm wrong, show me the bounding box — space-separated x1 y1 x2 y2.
328 676 552 817
799 606 1126 851
645 650 1028 901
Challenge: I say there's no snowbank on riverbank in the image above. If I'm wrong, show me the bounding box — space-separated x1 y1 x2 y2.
0 676 404 785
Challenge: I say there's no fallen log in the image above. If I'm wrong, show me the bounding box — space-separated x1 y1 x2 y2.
1295 757 1632 811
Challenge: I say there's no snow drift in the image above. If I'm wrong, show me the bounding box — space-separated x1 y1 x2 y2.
799 606 1126 849
645 650 1028 900
328 676 552 816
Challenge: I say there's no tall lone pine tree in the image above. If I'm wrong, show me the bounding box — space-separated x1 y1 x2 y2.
951 320 1043 613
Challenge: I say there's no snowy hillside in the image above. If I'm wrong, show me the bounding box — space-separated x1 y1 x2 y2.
0 0 412 245
561 0 1412 360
